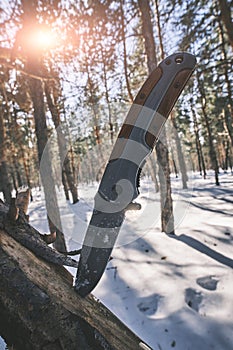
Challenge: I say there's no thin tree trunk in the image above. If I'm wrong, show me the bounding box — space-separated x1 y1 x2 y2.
147 153 159 192
154 0 165 60
85 141 95 183
44 81 79 204
62 170 70 200
222 110 233 171
170 150 179 178
223 140 229 171
155 1 189 189
156 132 175 233
197 75 220 185
217 12 233 147
138 0 157 71
0 95 12 203
22 151 32 190
10 170 17 193
138 0 175 234
13 155 23 188
100 44 115 144
85 68 105 169
191 103 207 178
170 112 189 188
120 0 134 103
11 107 28 190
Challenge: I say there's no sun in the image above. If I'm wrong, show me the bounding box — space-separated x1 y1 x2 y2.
22 25 57 53
35 29 55 49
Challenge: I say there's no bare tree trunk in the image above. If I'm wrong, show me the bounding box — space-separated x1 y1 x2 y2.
22 150 32 190
155 0 188 190
19 0 67 252
99 44 115 144
170 113 189 188
12 157 22 189
85 69 105 173
191 100 207 178
62 170 70 200
147 153 159 192
120 0 134 103
217 12 233 147
156 132 175 233
138 0 175 233
154 0 165 61
0 99 12 203
138 0 157 71
44 81 79 204
218 0 233 49
28 75 67 252
197 75 220 185
9 103 34 193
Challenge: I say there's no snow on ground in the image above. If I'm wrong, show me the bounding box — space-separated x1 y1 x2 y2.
1 171 233 349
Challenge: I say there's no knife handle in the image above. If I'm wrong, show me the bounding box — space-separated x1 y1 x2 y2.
96 52 196 212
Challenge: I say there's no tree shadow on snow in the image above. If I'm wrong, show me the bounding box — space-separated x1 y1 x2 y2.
188 201 232 216
192 185 233 197
168 234 233 269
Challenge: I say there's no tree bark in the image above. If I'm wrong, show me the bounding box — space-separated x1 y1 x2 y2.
190 100 207 178
44 81 79 204
156 132 174 233
138 0 175 234
0 201 151 350
217 12 233 147
218 0 233 49
120 0 134 103
19 0 67 252
197 75 220 185
138 0 157 71
0 99 12 204
170 113 189 189
147 153 159 192
154 0 165 61
27 72 67 252
62 170 70 200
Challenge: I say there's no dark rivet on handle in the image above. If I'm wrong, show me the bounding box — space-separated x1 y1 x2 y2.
165 59 171 65
140 93 146 99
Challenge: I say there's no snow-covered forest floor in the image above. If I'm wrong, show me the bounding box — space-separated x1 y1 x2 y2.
1 171 233 349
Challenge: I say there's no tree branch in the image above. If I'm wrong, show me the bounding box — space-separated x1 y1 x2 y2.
0 201 151 350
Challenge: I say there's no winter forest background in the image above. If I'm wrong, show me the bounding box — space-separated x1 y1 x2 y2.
0 0 232 211
0 0 232 349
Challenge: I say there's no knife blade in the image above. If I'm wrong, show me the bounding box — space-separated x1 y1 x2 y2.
75 52 196 297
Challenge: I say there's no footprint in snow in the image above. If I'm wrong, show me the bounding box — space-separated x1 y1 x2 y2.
196 275 219 291
185 288 203 312
137 294 162 316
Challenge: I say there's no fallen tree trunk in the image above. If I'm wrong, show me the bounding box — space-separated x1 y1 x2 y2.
0 200 151 350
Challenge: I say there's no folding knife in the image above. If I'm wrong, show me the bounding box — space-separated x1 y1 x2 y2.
75 52 196 297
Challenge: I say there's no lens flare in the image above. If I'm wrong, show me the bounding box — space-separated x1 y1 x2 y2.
35 29 55 49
